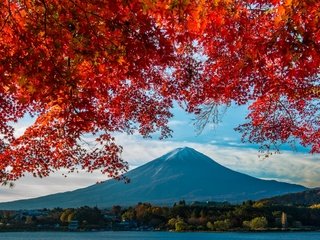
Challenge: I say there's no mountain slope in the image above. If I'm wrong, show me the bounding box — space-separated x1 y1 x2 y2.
258 188 320 206
0 147 307 209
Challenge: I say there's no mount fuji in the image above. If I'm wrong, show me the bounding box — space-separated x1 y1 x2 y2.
0 147 306 209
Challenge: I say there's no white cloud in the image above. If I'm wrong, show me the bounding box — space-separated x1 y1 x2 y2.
168 120 188 127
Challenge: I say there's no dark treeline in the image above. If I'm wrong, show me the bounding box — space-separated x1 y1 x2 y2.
1 201 320 231
119 200 320 231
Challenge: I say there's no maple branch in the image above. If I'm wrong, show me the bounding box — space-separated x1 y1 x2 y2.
194 102 227 134
5 1 12 19
0 13 9 32
277 99 296 129
40 0 47 36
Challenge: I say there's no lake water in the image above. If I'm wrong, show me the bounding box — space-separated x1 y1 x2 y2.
1 231 320 240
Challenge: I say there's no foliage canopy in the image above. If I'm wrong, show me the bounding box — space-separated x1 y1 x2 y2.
0 0 319 182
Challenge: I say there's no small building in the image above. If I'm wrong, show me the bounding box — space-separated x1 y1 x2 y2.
68 220 79 231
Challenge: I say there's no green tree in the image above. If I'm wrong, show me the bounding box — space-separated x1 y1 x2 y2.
122 208 136 221
213 219 231 231
167 218 178 229
175 218 188 231
243 216 268 230
135 203 153 224
207 221 214 230
111 205 122 216
75 206 104 225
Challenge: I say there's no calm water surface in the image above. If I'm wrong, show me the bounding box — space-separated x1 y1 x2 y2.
0 232 320 240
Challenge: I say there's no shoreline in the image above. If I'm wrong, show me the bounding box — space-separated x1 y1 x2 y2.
0 228 319 233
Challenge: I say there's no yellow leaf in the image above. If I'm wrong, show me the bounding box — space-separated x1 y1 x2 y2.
213 0 220 7
284 0 292 6
117 56 125 65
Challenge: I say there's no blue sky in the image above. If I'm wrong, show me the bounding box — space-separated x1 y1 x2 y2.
168 104 311 152
168 104 249 146
0 104 319 202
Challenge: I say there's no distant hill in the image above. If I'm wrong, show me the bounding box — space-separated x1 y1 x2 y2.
258 188 320 206
0 147 307 210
